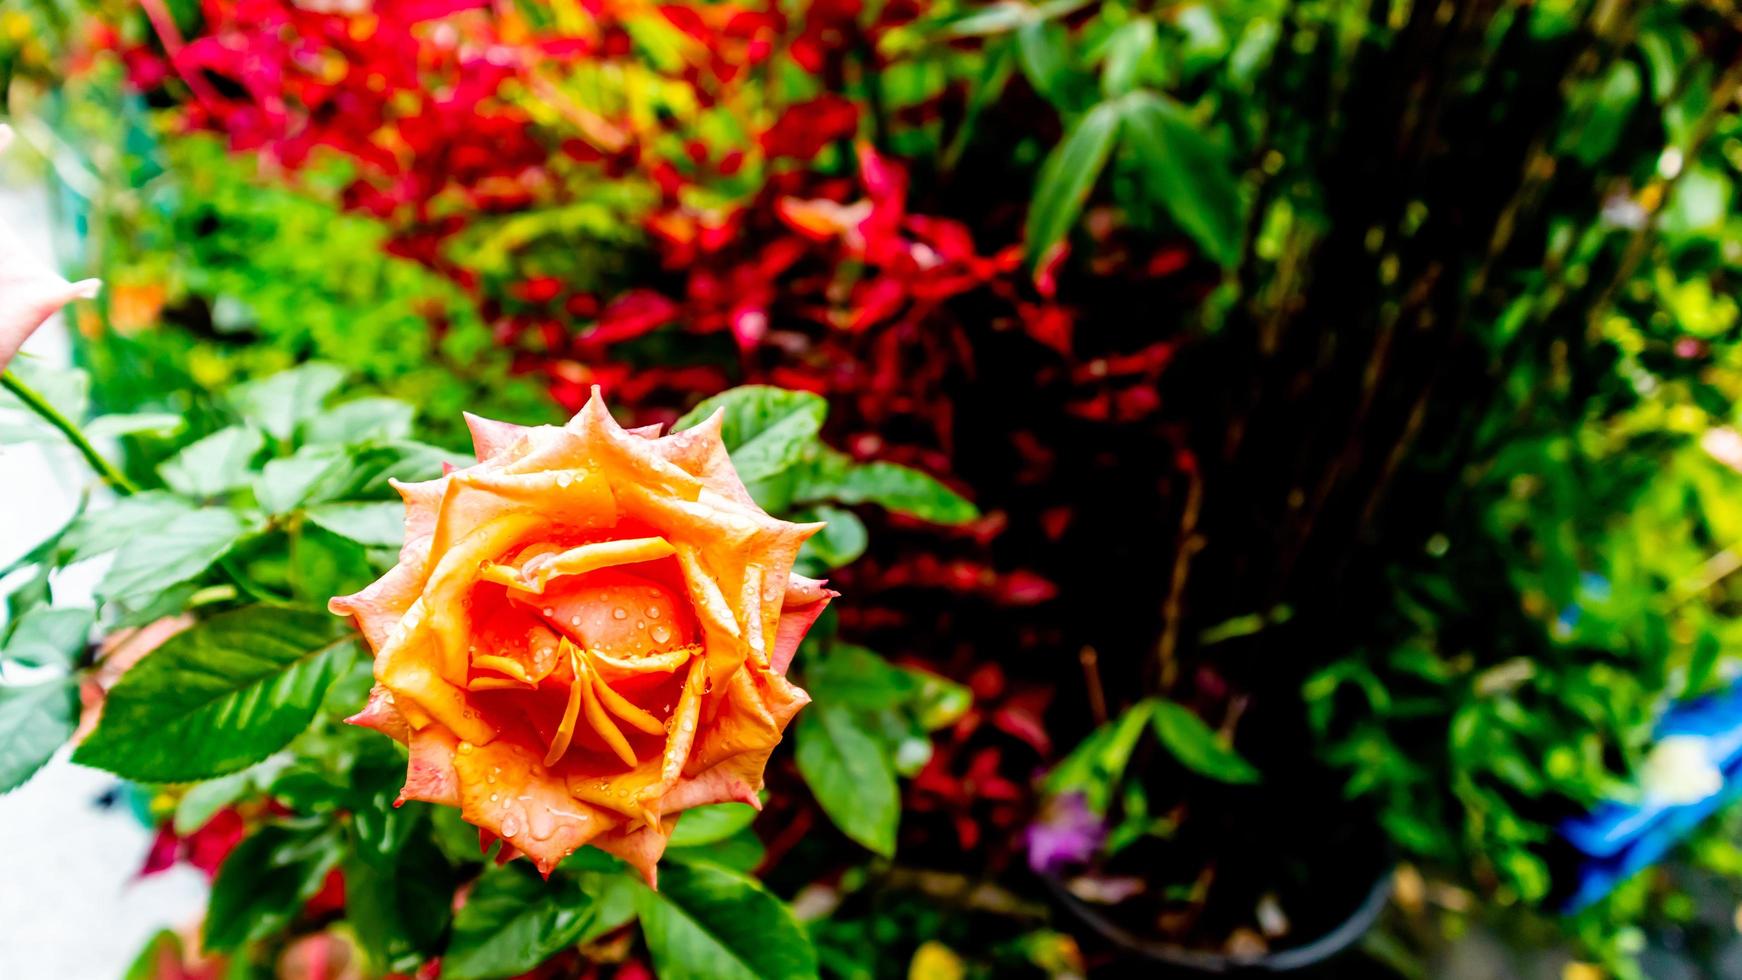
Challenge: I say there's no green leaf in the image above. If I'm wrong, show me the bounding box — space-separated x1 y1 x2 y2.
795 702 899 856
62 492 195 562
675 386 828 483
669 801 761 847
669 827 765 873
3 606 93 669
305 501 407 548
797 505 867 570
158 426 267 498
1118 92 1244 266
346 832 455 974
1566 60 1640 166
940 0 1089 37
942 2 1032 38
1099 19 1157 97
1016 19 1072 107
1044 701 1153 813
229 362 347 441
806 643 916 712
443 865 594 980
83 412 185 439
97 508 248 604
173 760 282 835
1024 100 1122 263
0 679 79 793
255 447 349 514
73 606 354 781
576 871 641 943
122 931 186 980
638 861 818 980
301 397 416 446
1149 699 1260 784
795 450 976 525
204 823 341 951
907 668 973 731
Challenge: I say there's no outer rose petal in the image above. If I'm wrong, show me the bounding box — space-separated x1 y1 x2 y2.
658 668 809 814
0 126 100 373
403 727 462 807
452 738 617 875
464 411 529 461
347 684 411 743
593 822 675 887
330 541 428 652
772 578 837 675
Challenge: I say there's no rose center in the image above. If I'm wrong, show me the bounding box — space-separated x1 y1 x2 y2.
534 568 696 657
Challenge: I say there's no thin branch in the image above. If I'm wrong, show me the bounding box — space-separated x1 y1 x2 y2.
3 370 138 495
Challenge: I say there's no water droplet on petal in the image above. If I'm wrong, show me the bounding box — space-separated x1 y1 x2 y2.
612 607 627 620
571 615 582 627
501 816 519 838
650 625 672 645
542 607 555 617
557 472 573 487
458 741 474 755
646 606 661 619
528 807 555 841
490 793 500 802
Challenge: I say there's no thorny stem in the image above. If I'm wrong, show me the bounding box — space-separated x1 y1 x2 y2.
3 369 139 495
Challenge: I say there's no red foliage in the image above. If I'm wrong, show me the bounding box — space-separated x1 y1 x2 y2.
113 0 1219 867
139 806 246 879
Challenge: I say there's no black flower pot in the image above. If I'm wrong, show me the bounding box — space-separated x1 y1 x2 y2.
1046 863 1392 975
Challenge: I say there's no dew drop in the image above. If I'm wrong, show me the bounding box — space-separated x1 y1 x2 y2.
612 608 627 620
542 607 555 617
557 472 573 488
490 793 500 802
571 615 582 627
646 606 661 619
528 807 555 841
650 625 672 645
501 816 520 838
458 741 474 755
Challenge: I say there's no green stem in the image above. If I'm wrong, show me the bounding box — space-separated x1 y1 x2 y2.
3 369 139 495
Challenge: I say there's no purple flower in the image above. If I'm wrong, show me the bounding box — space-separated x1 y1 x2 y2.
1025 792 1106 875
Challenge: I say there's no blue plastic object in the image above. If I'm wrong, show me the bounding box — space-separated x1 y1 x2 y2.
1560 681 1742 910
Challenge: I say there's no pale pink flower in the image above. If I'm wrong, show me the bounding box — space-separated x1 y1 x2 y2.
0 124 100 373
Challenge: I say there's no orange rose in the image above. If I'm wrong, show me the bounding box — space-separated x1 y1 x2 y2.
330 391 835 882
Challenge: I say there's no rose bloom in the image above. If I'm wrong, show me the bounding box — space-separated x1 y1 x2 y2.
331 392 834 882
